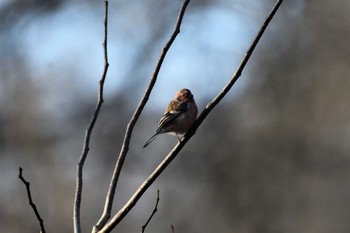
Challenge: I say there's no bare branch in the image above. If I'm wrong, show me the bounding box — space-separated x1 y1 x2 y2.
98 1 284 232
141 190 160 233
18 167 46 233
92 0 190 232
194 0 284 118
73 1 109 233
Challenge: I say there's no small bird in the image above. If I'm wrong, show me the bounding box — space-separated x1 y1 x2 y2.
143 88 198 148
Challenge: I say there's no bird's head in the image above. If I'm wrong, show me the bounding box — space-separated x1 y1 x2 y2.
175 88 194 102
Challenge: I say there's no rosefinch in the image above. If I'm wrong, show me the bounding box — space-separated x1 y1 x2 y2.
143 88 198 148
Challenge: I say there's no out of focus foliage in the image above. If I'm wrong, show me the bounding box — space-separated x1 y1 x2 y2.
1 0 350 232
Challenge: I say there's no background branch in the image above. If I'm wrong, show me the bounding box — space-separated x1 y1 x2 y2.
98 0 284 232
141 190 160 233
92 0 190 232
73 1 109 233
18 167 46 233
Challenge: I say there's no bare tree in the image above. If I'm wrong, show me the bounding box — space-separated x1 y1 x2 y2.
18 0 284 232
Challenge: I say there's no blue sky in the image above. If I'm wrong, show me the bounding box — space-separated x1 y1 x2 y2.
2 0 300 112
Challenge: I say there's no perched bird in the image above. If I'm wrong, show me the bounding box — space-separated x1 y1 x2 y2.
143 88 198 148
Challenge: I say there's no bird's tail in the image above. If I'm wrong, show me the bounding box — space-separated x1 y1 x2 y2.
143 133 159 148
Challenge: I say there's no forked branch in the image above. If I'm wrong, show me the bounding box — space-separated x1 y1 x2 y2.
92 0 191 232
98 0 284 232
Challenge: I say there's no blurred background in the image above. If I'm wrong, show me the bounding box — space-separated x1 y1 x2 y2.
1 0 350 232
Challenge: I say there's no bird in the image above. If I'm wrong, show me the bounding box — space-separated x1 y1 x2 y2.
143 88 198 148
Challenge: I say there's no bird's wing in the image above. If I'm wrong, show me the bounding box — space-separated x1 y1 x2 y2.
157 100 187 131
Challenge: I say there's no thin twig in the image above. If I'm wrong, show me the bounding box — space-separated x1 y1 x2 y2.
18 167 46 233
92 0 190 232
141 190 160 233
73 1 109 233
98 1 284 232
171 225 175 233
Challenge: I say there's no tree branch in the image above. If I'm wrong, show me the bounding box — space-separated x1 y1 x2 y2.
73 1 109 233
18 167 46 233
92 0 190 232
141 190 160 233
98 0 284 232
